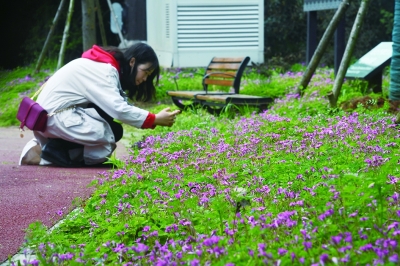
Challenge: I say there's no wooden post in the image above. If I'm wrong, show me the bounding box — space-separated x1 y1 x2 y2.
34 0 67 73
306 11 317 65
297 0 350 95
57 0 75 70
81 0 97 51
328 0 371 108
334 17 346 76
95 0 108 46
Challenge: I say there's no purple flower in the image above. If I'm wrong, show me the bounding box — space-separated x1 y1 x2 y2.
248 249 254 257
28 259 40 266
359 243 373 252
196 249 202 257
303 241 312 251
258 243 267 257
143 226 150 232
365 155 387 167
348 211 358 218
176 252 182 259
331 235 342 245
291 252 296 263
338 245 352 253
389 254 398 263
190 259 200 266
132 243 149 253
320 253 329 264
203 236 220 247
388 222 399 231
340 254 350 263
149 230 158 237
344 232 352 243
278 248 288 256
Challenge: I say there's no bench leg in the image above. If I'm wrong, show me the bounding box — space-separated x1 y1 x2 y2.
258 104 269 113
203 104 224 115
171 97 200 111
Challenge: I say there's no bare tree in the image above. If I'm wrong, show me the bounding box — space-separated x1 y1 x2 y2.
57 0 75 70
34 0 67 73
297 0 350 95
81 0 97 51
95 0 107 46
327 0 371 108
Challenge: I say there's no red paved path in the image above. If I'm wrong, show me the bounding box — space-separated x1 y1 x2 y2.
0 127 129 263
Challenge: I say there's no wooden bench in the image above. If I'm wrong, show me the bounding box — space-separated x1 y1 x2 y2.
167 57 274 114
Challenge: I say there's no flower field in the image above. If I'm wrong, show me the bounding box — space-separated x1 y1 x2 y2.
12 66 400 265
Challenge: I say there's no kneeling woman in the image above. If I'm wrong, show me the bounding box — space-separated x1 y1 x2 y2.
20 43 179 167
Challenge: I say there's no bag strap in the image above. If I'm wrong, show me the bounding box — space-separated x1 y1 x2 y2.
31 81 47 100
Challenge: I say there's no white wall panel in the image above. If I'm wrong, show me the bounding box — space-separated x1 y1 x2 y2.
147 0 264 67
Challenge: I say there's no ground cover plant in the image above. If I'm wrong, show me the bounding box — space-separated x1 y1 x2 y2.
0 67 52 127
2 63 399 265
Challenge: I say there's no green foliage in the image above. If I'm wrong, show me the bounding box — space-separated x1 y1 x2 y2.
10 0 394 71
22 1 84 67
19 104 399 265
0 64 55 127
264 0 394 67
4 62 399 265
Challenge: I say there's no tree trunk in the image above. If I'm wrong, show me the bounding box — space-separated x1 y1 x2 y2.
328 0 371 108
82 0 97 51
34 0 67 73
95 0 107 46
57 0 75 70
297 0 350 95
390 0 400 101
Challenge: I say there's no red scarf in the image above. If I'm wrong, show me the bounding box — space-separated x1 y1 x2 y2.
81 45 120 73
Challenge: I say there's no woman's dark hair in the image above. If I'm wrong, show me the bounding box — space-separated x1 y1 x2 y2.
102 43 160 102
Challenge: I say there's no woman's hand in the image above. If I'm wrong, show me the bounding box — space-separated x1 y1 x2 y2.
154 107 181 127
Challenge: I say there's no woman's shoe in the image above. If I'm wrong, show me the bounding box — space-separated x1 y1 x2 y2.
19 138 42 165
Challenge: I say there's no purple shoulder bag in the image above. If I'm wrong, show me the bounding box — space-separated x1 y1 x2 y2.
16 83 48 132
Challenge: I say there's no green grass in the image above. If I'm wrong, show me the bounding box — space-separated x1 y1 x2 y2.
2 60 399 265
0 64 54 127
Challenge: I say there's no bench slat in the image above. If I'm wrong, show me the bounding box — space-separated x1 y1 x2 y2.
204 79 234 87
208 63 241 70
196 94 267 102
167 91 229 98
196 94 230 103
206 71 237 78
212 57 246 63
167 90 204 98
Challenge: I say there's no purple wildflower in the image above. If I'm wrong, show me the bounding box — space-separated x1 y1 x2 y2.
291 252 296 263
303 241 312 251
190 259 200 266
248 249 254 257
331 235 342 245
143 226 150 232
28 259 40 266
389 254 398 263
320 253 329 264
278 248 288 256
